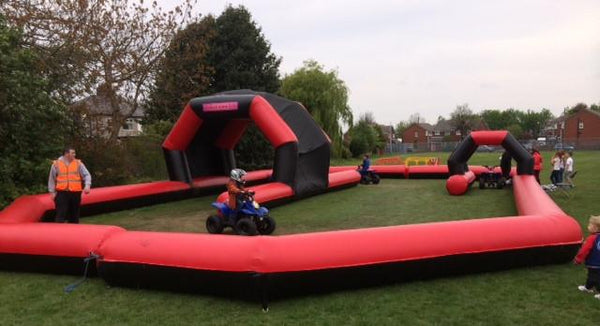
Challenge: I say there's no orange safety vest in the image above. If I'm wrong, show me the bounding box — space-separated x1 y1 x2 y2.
55 159 83 192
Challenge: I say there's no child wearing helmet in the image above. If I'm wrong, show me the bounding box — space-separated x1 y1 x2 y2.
227 168 247 212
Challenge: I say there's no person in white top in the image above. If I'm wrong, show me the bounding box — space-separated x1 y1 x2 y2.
564 151 575 183
550 152 562 185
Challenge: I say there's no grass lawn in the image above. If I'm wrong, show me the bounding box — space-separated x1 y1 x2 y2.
1 151 599 325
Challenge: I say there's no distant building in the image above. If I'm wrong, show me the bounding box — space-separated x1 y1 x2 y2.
402 119 489 151
402 123 434 149
544 107 600 149
72 87 144 138
376 124 395 141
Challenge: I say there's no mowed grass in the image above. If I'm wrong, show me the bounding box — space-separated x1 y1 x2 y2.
1 151 600 325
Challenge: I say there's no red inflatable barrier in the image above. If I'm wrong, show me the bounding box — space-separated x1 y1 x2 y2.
446 171 476 196
0 157 583 302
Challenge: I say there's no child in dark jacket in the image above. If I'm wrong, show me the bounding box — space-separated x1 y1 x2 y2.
574 215 600 299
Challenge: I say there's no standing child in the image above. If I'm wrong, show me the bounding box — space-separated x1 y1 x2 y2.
531 148 543 184
574 215 600 299
550 152 562 185
564 151 575 184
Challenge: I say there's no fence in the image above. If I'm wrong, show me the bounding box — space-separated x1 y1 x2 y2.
384 137 600 154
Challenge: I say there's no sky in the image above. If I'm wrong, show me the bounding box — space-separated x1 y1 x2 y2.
159 0 600 126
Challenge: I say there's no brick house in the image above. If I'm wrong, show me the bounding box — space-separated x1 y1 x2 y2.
403 119 489 151
545 108 600 149
402 123 434 149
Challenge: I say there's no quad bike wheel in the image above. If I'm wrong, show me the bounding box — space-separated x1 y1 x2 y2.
236 217 258 236
257 216 276 235
206 215 224 234
371 174 380 184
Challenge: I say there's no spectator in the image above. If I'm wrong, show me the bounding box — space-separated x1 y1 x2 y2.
550 152 562 185
558 150 565 183
574 215 600 300
564 151 575 184
531 148 543 184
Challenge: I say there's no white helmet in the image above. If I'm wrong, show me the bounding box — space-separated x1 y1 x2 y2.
230 168 247 183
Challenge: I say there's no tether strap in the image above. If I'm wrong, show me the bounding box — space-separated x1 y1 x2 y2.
64 253 100 293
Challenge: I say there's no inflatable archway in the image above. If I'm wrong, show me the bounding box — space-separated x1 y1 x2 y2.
446 131 533 195
163 90 332 197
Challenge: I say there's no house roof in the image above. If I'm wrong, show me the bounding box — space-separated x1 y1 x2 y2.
72 90 144 118
416 123 435 131
434 120 453 132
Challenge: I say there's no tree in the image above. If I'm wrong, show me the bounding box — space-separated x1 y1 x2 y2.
210 5 281 93
280 60 353 157
450 103 477 138
145 5 281 169
590 103 600 113
480 109 521 131
408 113 425 124
145 17 216 123
0 16 70 207
395 121 409 139
2 0 194 141
347 113 383 157
520 109 553 139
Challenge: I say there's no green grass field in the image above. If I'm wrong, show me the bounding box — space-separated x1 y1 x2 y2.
1 151 599 325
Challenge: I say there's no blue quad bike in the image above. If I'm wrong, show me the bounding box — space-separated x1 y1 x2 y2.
206 191 276 236
358 168 380 185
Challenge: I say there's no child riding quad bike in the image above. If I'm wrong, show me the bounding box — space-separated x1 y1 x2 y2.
478 165 506 189
206 169 276 236
206 191 276 235
358 154 380 185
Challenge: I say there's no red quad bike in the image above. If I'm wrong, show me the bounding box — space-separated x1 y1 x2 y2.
206 191 276 236
478 165 506 189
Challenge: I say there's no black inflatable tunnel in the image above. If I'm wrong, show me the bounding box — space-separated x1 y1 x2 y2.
162 90 331 197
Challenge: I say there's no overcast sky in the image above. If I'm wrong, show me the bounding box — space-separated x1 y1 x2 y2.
160 0 600 126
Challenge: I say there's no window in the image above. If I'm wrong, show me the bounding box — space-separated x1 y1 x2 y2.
435 131 440 136
414 131 419 138
578 121 584 130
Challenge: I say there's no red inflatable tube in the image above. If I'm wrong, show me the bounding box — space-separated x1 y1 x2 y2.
192 170 272 189
162 105 203 151
470 131 508 146
216 171 360 206
328 170 361 188
0 195 53 224
216 182 294 205
0 164 583 299
0 181 191 224
0 223 124 257
446 171 476 196
249 96 298 148
512 175 566 216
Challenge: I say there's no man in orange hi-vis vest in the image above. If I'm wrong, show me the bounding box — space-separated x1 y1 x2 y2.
48 147 91 223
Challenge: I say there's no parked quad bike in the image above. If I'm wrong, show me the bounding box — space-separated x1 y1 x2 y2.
206 191 276 236
478 165 506 189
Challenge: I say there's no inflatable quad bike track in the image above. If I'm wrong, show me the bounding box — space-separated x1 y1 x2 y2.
0 91 582 306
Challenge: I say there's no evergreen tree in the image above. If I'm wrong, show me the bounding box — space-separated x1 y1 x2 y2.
0 17 70 207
